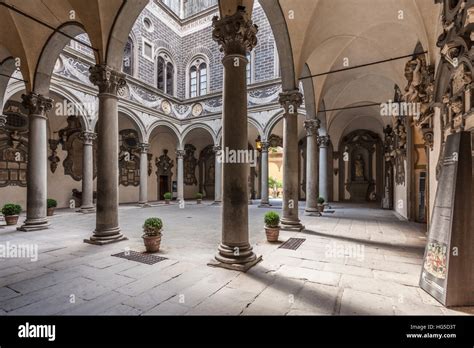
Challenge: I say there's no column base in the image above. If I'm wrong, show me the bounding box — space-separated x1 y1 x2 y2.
305 207 321 217
208 243 262 272
84 227 127 245
280 218 305 231
258 202 272 208
17 218 50 232
211 200 222 206
138 202 150 208
78 206 95 214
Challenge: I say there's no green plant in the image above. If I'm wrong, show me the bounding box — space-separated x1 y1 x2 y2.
2 203 22 216
264 211 280 228
268 176 282 189
317 197 325 204
163 192 172 200
47 198 57 209
196 192 203 199
143 217 163 236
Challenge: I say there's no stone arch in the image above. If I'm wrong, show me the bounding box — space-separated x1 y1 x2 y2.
105 0 149 69
146 119 181 144
181 123 217 148
0 56 19 109
34 23 90 96
259 0 297 91
49 85 91 131
117 106 146 143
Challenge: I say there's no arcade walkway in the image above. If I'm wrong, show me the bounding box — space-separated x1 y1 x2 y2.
0 203 471 315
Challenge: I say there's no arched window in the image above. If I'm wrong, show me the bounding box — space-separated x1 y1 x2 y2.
122 36 134 76
189 57 208 98
156 52 175 96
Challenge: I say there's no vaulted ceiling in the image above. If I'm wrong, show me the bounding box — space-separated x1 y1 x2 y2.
262 0 442 146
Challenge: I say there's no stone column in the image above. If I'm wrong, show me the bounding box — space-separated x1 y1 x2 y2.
138 143 149 207
84 65 127 245
318 135 330 202
209 8 261 271
213 145 222 204
18 93 52 231
259 141 270 207
79 131 96 213
279 90 304 231
304 119 321 215
176 149 185 203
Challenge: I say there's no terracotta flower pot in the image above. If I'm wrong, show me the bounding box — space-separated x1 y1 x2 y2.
5 215 19 225
265 226 280 242
47 207 55 216
143 234 162 253
165 199 170 205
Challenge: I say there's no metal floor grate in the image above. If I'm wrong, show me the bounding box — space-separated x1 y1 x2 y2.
279 237 306 250
112 250 167 265
324 210 335 213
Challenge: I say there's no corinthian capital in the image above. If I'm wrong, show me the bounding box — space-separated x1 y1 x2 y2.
317 135 330 147
89 64 126 95
212 8 258 56
80 131 97 145
279 90 303 115
304 119 321 136
176 149 186 159
21 93 53 116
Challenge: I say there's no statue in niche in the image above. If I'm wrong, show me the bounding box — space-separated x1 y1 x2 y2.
184 144 198 186
354 154 365 180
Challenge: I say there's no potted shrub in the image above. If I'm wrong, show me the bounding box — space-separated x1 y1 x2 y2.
142 217 163 253
163 192 172 204
317 197 325 213
264 211 280 242
196 192 203 204
2 203 22 225
47 198 57 216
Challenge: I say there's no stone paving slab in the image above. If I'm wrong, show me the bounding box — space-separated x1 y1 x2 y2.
0 203 471 315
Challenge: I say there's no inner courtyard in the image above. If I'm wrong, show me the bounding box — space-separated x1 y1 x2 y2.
0 0 473 318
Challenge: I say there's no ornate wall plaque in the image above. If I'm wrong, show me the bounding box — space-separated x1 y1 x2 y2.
420 132 473 306
184 144 198 185
119 129 140 186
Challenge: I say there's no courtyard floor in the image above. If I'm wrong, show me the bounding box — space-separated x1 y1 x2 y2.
0 201 472 316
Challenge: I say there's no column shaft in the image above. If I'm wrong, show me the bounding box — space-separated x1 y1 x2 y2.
318 135 330 201
80 132 96 213
177 150 185 202
259 142 270 206
138 143 149 206
280 91 304 231
214 145 222 204
304 119 320 214
18 93 52 231
85 65 127 245
209 8 261 271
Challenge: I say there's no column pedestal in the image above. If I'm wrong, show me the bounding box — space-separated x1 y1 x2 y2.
84 65 127 245
18 93 51 232
280 90 304 231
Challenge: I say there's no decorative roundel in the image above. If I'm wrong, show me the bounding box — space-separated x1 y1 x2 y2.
192 103 203 117
161 100 172 115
